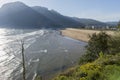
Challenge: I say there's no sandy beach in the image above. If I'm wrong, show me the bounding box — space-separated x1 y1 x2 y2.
61 28 115 42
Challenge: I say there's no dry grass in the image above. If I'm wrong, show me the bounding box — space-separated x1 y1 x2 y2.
61 28 115 42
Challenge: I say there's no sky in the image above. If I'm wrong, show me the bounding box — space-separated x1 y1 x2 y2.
0 0 120 22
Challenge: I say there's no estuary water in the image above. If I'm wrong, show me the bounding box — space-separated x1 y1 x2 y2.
0 28 86 80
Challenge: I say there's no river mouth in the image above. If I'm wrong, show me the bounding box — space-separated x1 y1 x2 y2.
0 28 86 80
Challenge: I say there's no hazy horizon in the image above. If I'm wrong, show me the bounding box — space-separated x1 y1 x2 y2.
0 0 120 22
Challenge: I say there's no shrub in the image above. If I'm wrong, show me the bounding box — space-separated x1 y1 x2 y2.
79 32 112 64
103 65 120 80
109 32 120 54
53 53 120 80
86 32 111 57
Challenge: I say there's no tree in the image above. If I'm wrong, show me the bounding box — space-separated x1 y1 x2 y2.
21 40 26 80
87 32 111 56
79 32 111 64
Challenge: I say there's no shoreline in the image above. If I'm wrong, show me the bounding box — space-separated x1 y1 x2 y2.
62 35 88 43
60 28 115 42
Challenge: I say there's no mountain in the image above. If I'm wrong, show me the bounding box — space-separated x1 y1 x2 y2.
0 2 84 29
0 1 59 28
0 1 116 29
106 22 118 26
72 17 108 27
32 6 84 28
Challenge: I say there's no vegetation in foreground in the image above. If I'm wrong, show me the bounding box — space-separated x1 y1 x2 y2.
53 53 120 80
53 29 120 80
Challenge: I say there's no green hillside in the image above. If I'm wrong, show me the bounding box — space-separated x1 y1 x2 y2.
53 53 120 80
